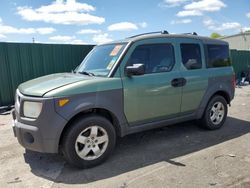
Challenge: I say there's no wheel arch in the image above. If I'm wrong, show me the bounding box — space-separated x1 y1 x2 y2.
210 90 231 104
197 89 231 119
58 108 122 149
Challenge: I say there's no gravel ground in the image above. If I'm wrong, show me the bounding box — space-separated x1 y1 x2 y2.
0 86 250 188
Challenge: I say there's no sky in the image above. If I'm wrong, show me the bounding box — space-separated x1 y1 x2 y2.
0 0 249 45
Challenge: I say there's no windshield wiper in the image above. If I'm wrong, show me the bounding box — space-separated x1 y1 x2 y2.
78 71 95 76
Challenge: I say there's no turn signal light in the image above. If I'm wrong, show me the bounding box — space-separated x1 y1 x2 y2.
58 99 69 107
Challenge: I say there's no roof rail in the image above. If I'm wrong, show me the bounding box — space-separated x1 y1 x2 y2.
182 32 198 36
127 31 198 39
128 30 169 38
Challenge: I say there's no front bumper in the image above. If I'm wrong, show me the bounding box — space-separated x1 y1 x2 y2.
12 92 67 153
13 117 43 152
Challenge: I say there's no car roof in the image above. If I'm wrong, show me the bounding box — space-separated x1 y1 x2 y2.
104 32 228 46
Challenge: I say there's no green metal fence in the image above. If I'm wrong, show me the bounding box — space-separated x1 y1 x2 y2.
0 42 94 106
0 43 250 106
230 49 250 78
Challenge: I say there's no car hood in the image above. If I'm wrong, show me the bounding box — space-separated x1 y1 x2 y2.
18 73 95 97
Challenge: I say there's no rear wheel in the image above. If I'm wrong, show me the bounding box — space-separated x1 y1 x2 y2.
61 115 116 168
200 95 228 130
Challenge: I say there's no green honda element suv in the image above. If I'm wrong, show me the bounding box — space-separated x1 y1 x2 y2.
12 31 235 168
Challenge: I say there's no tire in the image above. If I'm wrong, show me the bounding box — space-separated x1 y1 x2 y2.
199 95 228 130
61 115 116 168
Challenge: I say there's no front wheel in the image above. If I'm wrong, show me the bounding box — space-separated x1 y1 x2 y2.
61 115 116 168
200 95 228 130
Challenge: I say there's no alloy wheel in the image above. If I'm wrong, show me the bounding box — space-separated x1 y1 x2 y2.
75 125 109 160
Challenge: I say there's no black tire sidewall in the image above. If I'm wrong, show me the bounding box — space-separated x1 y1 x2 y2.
62 115 116 168
202 95 228 130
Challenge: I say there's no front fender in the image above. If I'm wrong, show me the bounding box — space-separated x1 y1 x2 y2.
53 89 128 133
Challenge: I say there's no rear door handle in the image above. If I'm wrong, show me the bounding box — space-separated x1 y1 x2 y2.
171 78 186 87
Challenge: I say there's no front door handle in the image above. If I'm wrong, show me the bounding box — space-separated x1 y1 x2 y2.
171 78 186 87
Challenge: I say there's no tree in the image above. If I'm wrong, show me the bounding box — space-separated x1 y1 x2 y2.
210 32 222 39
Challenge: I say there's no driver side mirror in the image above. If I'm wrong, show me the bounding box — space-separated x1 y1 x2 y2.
125 64 145 76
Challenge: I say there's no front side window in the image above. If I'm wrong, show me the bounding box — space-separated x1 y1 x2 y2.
128 43 175 74
77 43 127 76
206 45 231 68
180 43 202 70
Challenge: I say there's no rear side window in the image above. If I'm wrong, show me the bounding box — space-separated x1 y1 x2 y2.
206 45 231 68
180 43 202 70
128 43 175 74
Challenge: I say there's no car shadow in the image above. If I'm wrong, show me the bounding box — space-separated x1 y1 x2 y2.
23 116 250 184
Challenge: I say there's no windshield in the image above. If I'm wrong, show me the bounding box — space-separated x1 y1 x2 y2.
76 43 127 77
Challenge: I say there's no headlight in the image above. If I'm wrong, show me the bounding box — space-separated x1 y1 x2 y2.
23 101 43 118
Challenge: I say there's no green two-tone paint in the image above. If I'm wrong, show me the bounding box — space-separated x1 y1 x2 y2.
12 32 235 168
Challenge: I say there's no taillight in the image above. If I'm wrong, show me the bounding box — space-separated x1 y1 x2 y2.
232 74 236 88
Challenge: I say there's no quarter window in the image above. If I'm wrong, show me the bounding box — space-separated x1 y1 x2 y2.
206 45 231 68
180 43 202 70
128 44 175 74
